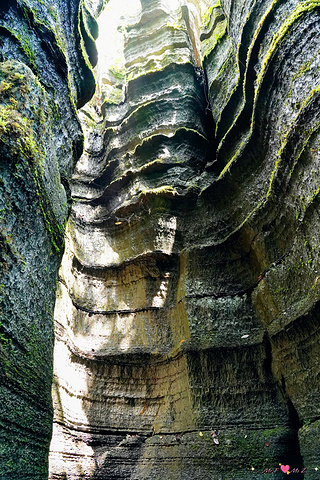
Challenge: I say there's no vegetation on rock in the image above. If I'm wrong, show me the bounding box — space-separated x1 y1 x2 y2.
0 0 320 478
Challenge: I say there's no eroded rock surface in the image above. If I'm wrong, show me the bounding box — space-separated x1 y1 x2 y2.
0 0 318 478
0 0 98 478
49 0 320 479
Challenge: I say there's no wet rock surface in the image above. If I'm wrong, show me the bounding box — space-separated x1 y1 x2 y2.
0 0 97 478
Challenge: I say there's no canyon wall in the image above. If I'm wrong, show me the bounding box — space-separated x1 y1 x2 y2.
0 0 319 479
0 0 99 478
50 0 320 479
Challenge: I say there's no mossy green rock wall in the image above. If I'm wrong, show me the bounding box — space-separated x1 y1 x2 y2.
0 0 318 478
49 0 320 479
0 0 98 478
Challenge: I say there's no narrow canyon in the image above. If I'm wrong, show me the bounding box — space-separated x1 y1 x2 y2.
0 1 319 479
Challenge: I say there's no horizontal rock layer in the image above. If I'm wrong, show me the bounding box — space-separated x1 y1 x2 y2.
50 0 320 479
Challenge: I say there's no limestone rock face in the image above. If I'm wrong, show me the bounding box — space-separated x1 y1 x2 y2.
49 0 320 479
0 1 97 478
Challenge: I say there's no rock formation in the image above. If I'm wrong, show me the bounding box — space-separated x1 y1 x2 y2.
49 0 320 479
0 0 319 478
0 0 99 478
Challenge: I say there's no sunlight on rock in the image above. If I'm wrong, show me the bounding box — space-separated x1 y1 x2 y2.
152 278 169 307
67 221 121 267
116 313 135 351
47 0 320 478
95 0 141 91
155 216 177 254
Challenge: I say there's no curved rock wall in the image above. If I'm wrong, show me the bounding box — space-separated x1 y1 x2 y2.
49 0 320 478
0 1 98 478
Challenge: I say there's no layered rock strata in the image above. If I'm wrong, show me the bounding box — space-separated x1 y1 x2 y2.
50 0 320 479
0 0 98 478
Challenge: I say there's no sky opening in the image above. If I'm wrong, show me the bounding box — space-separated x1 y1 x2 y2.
95 0 141 84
